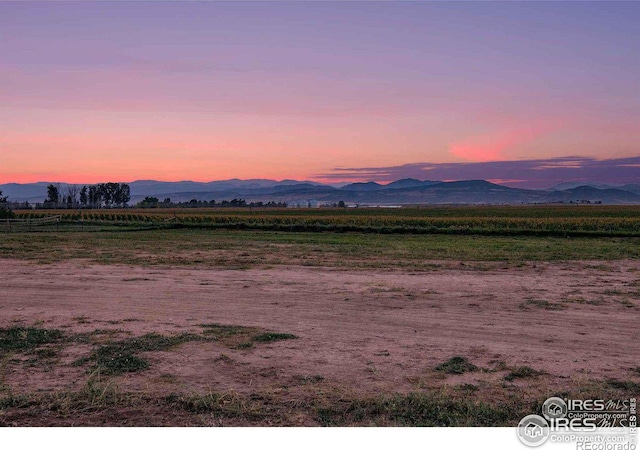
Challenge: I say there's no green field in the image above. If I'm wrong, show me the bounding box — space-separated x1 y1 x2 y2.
2 209 639 267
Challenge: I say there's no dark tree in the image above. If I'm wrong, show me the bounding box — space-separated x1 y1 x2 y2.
64 185 80 207
117 183 131 207
102 182 119 207
88 185 100 208
79 186 88 206
0 189 13 218
45 184 59 204
139 196 159 208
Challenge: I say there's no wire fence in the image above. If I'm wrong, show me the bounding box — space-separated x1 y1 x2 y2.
0 215 168 233
2 215 62 232
0 215 113 232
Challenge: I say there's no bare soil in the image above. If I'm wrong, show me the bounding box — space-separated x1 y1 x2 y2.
0 258 638 425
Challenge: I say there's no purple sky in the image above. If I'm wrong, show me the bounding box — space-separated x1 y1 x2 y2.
1 2 639 187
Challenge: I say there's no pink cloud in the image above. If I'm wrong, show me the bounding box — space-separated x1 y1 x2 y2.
449 122 559 162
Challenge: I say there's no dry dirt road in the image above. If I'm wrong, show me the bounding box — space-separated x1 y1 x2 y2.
1 259 638 394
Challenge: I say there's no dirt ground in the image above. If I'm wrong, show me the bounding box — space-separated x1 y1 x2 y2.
0 258 638 425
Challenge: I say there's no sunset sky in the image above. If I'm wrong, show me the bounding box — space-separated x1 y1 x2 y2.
1 1 638 187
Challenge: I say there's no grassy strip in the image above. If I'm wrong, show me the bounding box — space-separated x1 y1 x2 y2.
3 381 637 426
0 387 531 426
16 205 640 219
315 392 527 426
1 229 638 266
7 219 640 237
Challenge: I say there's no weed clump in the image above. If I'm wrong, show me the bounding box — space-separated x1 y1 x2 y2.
504 366 544 381
199 324 250 338
435 356 478 375
252 333 298 343
0 327 65 354
166 391 271 421
520 299 566 310
80 333 202 375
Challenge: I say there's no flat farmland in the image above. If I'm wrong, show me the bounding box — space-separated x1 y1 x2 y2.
1 206 639 426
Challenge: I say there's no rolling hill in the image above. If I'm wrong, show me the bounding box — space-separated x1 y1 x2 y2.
2 179 639 205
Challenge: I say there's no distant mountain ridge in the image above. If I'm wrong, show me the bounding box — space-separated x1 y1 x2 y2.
2 179 639 205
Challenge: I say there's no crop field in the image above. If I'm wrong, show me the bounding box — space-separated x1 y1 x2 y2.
9 205 640 236
0 206 639 426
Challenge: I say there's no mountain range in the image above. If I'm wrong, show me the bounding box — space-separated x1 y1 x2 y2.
2 179 640 205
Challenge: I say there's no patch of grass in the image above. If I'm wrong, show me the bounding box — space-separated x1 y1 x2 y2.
0 390 34 410
520 299 566 310
166 391 272 421
199 323 250 338
234 341 254 350
458 383 479 392
72 316 91 324
95 353 150 375
70 329 127 346
25 347 59 368
504 366 545 381
486 359 509 372
214 354 233 363
32 348 58 359
0 373 126 417
631 367 640 376
0 327 65 354
79 333 203 375
198 323 264 348
618 299 636 308
562 297 606 306
603 289 626 296
292 375 324 385
198 324 297 348
435 356 478 375
316 392 524 426
252 332 298 343
605 379 640 392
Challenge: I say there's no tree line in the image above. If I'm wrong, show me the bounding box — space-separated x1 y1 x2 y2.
44 183 131 208
137 197 287 208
